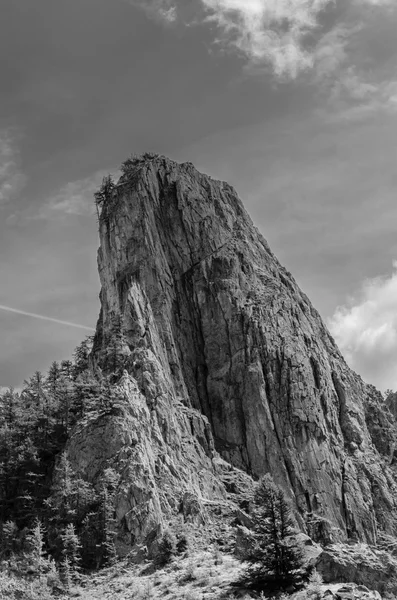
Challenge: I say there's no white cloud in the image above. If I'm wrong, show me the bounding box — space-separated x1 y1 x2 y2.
38 172 112 220
125 0 177 23
312 11 397 117
200 0 333 78
328 262 397 391
0 132 26 205
357 0 395 5
132 0 396 86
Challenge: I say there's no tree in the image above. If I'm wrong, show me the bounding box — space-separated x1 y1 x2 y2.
94 175 115 218
60 524 81 577
102 316 128 380
246 474 304 587
96 468 119 567
157 529 177 565
47 362 61 396
60 360 74 381
0 520 19 558
26 519 47 575
72 337 94 379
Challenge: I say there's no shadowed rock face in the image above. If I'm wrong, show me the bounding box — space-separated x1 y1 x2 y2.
85 156 397 545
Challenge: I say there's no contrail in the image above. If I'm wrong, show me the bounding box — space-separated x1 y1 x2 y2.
0 304 95 332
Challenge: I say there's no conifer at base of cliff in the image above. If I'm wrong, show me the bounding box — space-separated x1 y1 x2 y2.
245 474 305 589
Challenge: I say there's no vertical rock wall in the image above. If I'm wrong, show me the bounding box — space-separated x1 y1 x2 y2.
89 156 397 545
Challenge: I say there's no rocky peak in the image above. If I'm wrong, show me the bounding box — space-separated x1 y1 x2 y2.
73 154 397 549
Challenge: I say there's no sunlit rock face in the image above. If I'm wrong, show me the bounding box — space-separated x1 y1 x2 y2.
78 155 397 546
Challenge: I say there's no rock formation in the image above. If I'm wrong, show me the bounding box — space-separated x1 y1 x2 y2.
68 154 397 550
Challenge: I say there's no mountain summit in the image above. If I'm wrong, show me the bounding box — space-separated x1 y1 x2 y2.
69 154 397 551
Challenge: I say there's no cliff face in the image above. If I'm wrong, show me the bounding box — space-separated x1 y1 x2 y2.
77 156 397 547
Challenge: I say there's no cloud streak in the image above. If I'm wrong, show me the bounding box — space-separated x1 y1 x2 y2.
328 262 397 391
0 304 95 331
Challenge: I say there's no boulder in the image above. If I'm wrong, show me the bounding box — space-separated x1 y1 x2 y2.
316 543 397 596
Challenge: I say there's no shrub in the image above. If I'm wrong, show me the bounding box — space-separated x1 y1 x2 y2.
0 521 18 558
176 532 189 554
157 529 177 565
306 569 323 598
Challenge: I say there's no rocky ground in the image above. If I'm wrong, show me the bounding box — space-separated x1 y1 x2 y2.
1 532 394 600
56 548 385 600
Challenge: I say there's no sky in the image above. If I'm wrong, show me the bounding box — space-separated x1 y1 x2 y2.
1 0 397 391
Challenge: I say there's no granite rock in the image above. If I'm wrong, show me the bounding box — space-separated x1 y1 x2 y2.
70 155 397 548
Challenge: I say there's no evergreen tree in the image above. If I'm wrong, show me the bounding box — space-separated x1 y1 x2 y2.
47 362 61 396
61 360 74 381
246 474 304 587
97 468 119 566
0 520 18 558
46 452 97 563
71 370 100 418
26 519 47 575
157 529 177 565
94 175 115 218
60 523 81 576
72 336 94 379
46 452 78 554
60 555 73 591
0 388 18 426
80 511 100 569
102 316 128 380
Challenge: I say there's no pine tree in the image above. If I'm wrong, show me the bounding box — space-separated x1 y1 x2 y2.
102 316 128 380
71 370 101 417
80 511 100 569
61 360 74 381
60 555 73 591
46 453 75 531
26 519 47 575
60 523 81 577
47 362 61 396
246 474 304 587
0 388 18 426
72 336 94 379
97 468 119 566
94 175 115 219
0 520 18 558
157 529 177 565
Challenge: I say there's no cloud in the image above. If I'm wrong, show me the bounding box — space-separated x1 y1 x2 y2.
38 172 111 220
125 0 177 23
312 12 397 117
328 262 397 391
357 0 394 5
199 0 334 78
130 0 397 114
0 132 26 205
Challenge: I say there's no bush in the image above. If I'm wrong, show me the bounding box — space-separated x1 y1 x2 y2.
0 571 58 600
0 521 19 558
157 529 177 565
306 569 323 598
176 532 189 554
